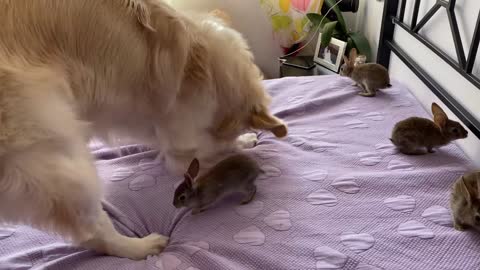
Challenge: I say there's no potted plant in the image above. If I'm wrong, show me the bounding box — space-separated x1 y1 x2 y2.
307 0 372 61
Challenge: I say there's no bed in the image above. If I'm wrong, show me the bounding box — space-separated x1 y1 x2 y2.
0 74 478 270
1 1 480 269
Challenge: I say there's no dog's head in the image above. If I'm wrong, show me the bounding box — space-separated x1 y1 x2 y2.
148 8 286 173
202 16 287 144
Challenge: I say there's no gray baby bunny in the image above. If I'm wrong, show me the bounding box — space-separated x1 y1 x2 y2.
173 154 261 215
340 48 391 97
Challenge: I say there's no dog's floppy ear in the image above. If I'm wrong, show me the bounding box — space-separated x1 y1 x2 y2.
125 0 156 32
209 9 232 26
251 109 287 138
432 102 448 129
184 38 211 83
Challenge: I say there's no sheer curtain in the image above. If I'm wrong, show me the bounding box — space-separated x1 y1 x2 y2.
260 0 324 50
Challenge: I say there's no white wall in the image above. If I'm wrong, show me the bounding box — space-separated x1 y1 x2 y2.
354 0 384 61
169 0 283 79
168 0 359 78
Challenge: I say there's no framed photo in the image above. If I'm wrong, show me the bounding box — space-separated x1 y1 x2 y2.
314 34 347 73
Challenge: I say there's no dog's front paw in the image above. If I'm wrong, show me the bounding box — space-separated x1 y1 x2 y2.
126 234 169 260
236 133 258 149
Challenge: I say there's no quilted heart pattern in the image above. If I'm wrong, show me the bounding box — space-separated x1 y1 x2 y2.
358 152 382 166
233 226 265 246
155 254 182 270
344 120 369 129
340 232 375 253
384 195 416 213
397 220 434 239
422 206 452 227
307 189 338 206
314 246 348 269
264 210 292 231
128 175 157 191
331 176 360 194
235 201 265 219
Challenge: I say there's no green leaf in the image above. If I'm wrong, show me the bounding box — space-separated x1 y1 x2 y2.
324 0 347 33
306 13 331 28
333 29 348 41
348 32 372 61
321 21 337 47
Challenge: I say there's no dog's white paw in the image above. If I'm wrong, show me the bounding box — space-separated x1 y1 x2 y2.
123 233 169 260
236 133 258 149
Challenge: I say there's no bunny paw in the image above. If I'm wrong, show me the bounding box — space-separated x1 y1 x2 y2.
454 222 466 231
236 133 258 149
191 208 205 215
358 92 376 97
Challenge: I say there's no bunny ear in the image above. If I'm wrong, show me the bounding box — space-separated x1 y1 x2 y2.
349 48 358 61
184 174 194 189
343 55 350 65
187 158 200 179
431 103 448 129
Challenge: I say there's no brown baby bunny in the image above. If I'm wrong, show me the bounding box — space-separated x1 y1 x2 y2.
390 103 468 155
451 171 480 231
340 48 391 97
173 154 262 215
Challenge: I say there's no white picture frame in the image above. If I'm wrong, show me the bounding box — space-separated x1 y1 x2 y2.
314 34 347 73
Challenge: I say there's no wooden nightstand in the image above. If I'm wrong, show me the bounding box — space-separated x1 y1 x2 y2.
279 56 336 78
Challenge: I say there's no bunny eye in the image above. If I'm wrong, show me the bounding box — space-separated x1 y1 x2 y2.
179 194 186 201
452 128 459 134
475 215 480 223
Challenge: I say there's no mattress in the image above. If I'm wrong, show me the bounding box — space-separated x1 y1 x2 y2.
0 75 478 270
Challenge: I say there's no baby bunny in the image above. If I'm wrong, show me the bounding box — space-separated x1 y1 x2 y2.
390 103 468 155
173 154 261 214
340 48 391 97
451 171 480 231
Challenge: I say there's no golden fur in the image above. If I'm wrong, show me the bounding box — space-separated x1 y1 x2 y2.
0 0 286 259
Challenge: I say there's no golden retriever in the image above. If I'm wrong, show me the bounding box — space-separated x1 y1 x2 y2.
0 0 286 260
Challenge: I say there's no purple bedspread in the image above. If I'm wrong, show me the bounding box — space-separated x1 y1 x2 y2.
1 75 479 270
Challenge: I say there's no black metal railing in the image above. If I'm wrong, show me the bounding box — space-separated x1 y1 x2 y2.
377 0 480 139
388 0 480 89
